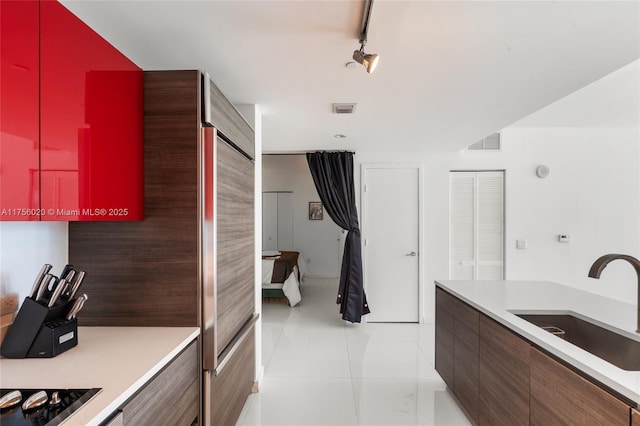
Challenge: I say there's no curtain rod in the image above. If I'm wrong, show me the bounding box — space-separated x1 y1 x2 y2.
263 151 356 156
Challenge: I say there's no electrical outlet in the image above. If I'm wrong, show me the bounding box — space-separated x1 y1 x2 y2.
0 293 19 316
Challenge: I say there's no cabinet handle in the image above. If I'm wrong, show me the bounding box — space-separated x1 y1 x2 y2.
406 252 417 257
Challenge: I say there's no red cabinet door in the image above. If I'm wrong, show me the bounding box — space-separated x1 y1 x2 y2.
40 0 143 221
0 1 40 221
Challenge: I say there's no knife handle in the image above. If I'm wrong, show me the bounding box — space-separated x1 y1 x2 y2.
59 264 74 280
36 274 55 302
29 264 52 298
64 269 76 283
68 271 86 299
66 294 88 320
48 278 67 308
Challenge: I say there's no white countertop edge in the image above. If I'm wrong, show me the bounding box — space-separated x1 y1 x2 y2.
83 327 200 426
435 280 640 404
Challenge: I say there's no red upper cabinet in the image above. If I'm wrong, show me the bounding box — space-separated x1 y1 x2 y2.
40 0 143 221
0 1 40 221
0 0 143 221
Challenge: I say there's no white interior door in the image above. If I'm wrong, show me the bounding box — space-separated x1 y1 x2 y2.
362 165 421 322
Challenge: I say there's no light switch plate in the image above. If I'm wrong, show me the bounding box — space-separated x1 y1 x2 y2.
516 240 527 250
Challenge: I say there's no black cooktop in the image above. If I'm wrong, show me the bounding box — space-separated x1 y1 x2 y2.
0 388 101 426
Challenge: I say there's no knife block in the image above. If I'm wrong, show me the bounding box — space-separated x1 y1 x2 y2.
0 297 77 358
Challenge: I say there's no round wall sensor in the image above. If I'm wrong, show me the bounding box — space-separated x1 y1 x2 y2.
536 165 550 178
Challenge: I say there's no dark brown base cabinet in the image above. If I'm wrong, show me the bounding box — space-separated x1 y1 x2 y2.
104 341 199 426
435 289 454 389
479 314 530 426
436 287 479 422
530 348 629 425
435 287 638 426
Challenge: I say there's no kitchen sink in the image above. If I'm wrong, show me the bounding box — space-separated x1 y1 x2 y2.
514 312 640 371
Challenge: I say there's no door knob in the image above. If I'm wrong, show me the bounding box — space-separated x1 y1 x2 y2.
406 252 417 257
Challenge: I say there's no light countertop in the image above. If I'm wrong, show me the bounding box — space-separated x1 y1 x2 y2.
436 280 640 404
0 326 200 425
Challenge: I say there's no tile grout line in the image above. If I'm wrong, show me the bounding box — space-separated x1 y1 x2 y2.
411 323 438 370
344 324 361 426
262 324 285 374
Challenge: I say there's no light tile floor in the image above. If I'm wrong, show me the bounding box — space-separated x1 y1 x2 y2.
237 278 471 426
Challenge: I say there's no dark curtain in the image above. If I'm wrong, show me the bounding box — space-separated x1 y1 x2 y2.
306 151 370 323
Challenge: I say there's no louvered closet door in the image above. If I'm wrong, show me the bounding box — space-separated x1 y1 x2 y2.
449 171 504 280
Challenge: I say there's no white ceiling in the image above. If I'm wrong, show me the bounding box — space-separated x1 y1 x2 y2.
62 0 640 153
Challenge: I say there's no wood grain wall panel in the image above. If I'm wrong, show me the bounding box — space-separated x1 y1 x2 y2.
209 328 255 426
69 70 200 327
479 315 529 426
530 347 629 426
216 139 255 353
207 79 254 159
632 408 640 425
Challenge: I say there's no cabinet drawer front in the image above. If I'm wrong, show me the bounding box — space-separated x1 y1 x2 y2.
122 341 199 425
479 315 529 426
530 348 629 426
209 327 255 426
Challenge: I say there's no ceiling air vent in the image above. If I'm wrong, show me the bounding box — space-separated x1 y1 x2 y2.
332 103 357 114
467 132 501 151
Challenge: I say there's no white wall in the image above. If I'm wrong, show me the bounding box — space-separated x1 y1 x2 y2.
356 126 640 321
262 155 342 278
0 222 69 302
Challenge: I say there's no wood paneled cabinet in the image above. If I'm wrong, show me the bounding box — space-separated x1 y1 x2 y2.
530 347 629 425
435 287 479 423
479 315 529 426
208 328 255 426
453 296 479 423
106 341 199 425
435 286 638 426
70 70 256 426
435 288 454 389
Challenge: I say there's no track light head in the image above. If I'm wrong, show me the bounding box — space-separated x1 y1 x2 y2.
353 47 379 74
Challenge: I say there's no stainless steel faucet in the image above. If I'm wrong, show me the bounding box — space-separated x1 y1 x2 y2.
588 254 640 333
